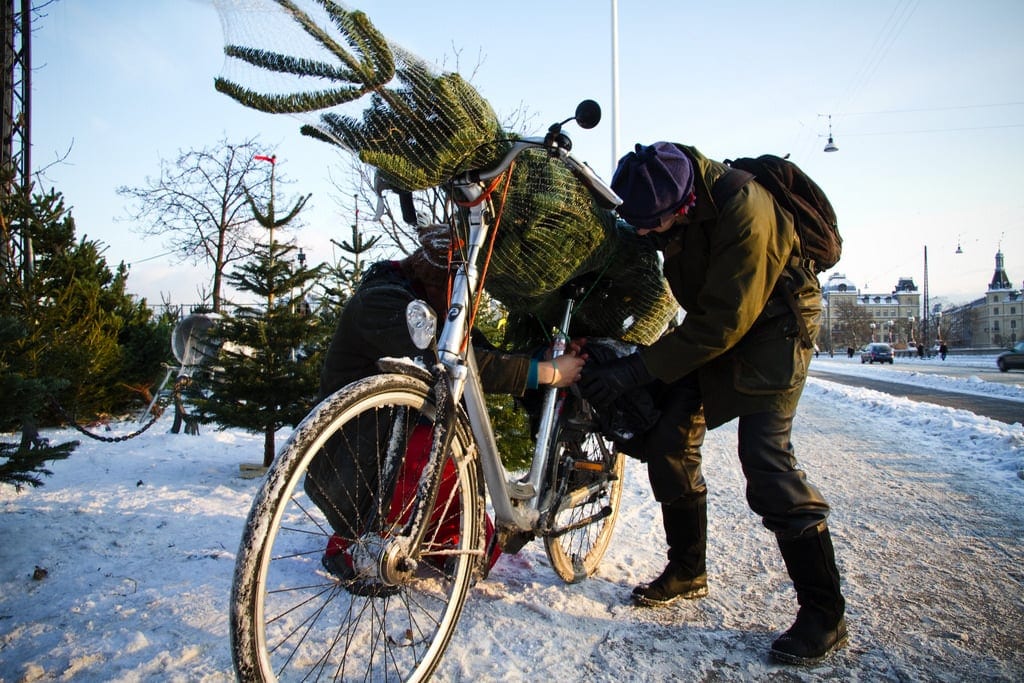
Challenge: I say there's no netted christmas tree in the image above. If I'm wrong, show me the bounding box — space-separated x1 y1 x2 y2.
213 0 677 346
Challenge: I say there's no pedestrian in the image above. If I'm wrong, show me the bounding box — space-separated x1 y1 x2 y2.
309 223 585 586
939 342 948 360
580 142 846 665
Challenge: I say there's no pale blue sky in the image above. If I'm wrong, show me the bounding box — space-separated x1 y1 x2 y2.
31 0 1024 307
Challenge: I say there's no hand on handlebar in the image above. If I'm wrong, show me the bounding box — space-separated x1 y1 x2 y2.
541 353 586 388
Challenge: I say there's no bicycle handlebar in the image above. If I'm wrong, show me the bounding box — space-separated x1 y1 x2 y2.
455 136 622 211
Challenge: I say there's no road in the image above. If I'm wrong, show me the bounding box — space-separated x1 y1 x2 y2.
809 366 1024 425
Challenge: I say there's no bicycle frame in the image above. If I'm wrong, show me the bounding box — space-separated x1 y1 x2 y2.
419 124 621 535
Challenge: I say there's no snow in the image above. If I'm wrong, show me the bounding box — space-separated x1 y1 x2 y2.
2 356 1022 681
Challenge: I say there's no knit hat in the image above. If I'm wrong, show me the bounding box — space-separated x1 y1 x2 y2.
611 142 695 229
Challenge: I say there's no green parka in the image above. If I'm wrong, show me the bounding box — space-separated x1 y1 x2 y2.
637 145 822 429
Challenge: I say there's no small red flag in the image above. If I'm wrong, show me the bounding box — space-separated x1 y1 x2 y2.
254 154 276 164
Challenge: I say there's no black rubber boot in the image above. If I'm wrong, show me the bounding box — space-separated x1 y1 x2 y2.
632 496 708 606
771 525 848 665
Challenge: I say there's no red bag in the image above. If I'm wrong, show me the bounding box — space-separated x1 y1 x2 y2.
326 423 500 571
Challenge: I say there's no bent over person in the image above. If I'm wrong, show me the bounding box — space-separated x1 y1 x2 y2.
580 142 846 665
307 223 584 587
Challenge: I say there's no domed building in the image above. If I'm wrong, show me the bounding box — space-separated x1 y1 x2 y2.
821 273 921 353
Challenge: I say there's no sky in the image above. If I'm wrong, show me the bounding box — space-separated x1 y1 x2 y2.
28 0 1024 309
1 353 1022 680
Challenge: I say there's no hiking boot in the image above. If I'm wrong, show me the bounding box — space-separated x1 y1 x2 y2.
770 610 848 665
631 561 709 606
770 525 847 665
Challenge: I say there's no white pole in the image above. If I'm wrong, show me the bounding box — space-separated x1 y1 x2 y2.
611 0 620 177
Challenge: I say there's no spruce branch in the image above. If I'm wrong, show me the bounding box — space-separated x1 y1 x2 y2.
216 1 395 114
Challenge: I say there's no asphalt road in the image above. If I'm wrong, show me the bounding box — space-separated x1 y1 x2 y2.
808 367 1024 425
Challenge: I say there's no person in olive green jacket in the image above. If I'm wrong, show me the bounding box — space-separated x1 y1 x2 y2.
580 142 846 665
308 223 584 584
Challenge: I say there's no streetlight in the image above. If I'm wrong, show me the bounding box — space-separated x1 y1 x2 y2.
887 320 894 344
908 316 916 346
823 114 839 153
869 322 876 343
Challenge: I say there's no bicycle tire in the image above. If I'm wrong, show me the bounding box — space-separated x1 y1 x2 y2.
543 424 625 584
230 373 484 682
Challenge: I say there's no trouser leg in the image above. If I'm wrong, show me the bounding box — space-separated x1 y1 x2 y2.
632 375 710 606
643 373 706 504
736 410 830 537
736 410 846 663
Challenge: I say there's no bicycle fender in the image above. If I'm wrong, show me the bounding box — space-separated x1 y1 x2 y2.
375 356 434 384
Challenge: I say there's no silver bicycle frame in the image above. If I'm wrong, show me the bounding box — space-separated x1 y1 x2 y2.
433 180 574 531
420 134 619 533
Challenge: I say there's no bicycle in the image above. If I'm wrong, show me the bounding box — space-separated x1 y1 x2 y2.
230 100 626 682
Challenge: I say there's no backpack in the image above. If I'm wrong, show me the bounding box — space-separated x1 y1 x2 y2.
711 154 841 274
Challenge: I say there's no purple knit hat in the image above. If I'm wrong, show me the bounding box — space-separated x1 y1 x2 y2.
611 142 695 229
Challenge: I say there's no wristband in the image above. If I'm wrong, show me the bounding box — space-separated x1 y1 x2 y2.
527 359 539 390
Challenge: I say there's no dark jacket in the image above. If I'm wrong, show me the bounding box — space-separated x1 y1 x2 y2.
637 145 822 429
320 260 531 398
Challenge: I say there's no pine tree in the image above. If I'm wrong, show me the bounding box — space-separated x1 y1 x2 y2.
194 158 321 466
0 316 78 489
318 197 381 334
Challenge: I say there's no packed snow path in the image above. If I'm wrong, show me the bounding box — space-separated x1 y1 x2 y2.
1 375 1022 681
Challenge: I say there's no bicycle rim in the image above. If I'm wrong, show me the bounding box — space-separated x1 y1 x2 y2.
543 429 625 583
230 374 482 682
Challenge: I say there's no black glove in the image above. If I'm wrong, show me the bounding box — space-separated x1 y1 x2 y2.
579 353 655 407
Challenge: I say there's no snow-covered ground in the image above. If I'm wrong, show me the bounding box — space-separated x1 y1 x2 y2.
1 357 1022 681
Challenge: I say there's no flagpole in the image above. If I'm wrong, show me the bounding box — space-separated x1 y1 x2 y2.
611 0 620 177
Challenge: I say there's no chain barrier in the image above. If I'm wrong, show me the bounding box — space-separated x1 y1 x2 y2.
50 383 181 443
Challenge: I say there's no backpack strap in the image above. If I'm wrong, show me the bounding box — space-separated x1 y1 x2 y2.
710 168 754 209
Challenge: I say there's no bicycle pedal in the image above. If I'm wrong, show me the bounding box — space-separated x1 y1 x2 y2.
572 461 605 473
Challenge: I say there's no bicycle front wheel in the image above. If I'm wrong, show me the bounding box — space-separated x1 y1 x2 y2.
543 426 626 584
230 373 484 682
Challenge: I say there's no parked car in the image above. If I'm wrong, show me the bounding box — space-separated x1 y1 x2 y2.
860 342 894 364
996 341 1024 372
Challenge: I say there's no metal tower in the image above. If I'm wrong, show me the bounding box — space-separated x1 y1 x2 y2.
2 0 33 282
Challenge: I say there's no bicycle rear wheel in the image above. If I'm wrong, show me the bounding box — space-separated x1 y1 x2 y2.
543 422 625 584
230 373 484 682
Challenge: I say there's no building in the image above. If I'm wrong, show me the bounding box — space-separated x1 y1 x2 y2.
821 273 921 352
823 250 1022 352
941 250 1022 348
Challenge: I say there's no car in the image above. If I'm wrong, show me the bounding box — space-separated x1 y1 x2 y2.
996 341 1024 372
860 342 894 364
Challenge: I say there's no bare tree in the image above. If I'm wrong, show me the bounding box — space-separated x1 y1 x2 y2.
117 136 279 312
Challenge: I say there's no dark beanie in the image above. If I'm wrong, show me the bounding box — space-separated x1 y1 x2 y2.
611 142 694 229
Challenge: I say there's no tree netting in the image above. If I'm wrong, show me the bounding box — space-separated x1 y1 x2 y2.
212 0 678 345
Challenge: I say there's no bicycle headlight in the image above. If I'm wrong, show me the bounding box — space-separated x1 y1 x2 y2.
405 300 437 350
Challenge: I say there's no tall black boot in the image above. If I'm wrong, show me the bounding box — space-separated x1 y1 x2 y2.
632 496 708 606
771 525 848 665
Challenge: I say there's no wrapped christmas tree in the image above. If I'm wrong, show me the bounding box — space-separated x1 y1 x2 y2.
213 0 677 345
